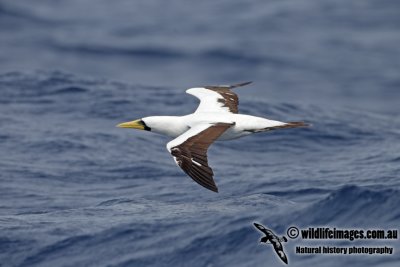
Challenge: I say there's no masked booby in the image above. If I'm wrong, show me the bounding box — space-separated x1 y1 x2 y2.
117 82 308 192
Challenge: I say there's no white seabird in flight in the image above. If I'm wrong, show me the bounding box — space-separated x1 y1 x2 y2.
117 82 308 192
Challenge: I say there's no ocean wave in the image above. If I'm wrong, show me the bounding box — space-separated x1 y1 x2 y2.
1 70 399 267
293 185 400 226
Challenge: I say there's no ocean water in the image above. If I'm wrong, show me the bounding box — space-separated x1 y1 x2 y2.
0 1 399 267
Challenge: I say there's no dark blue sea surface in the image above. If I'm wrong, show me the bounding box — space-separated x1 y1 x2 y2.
0 1 399 266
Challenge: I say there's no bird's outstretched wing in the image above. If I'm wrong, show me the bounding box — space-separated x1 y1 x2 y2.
166 123 234 192
186 81 252 114
273 245 289 264
254 222 273 236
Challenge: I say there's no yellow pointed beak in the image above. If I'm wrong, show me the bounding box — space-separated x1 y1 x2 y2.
116 119 145 130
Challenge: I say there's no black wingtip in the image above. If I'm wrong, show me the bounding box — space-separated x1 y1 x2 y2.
230 81 252 88
193 178 219 193
210 186 219 193
253 222 263 229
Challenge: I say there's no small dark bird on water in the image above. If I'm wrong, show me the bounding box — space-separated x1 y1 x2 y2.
253 222 288 264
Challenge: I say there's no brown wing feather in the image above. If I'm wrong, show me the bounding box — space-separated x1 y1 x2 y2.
170 123 233 192
204 81 252 113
